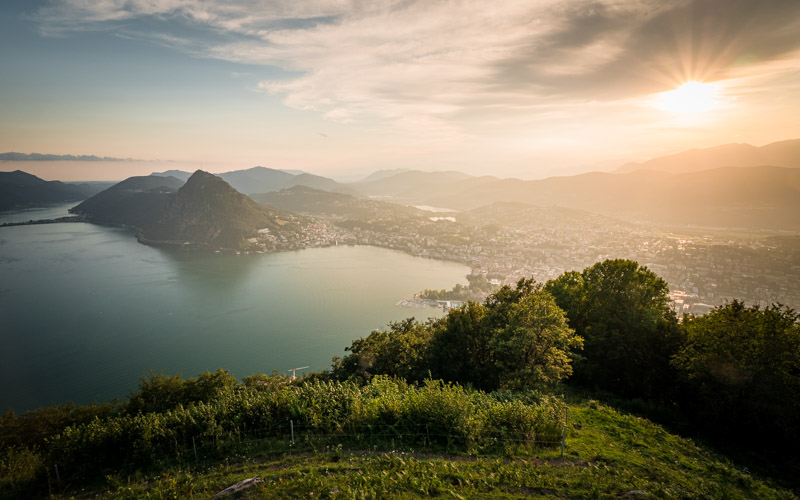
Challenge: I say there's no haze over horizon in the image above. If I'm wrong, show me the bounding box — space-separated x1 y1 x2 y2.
2 0 800 181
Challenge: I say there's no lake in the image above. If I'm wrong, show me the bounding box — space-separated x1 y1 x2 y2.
0 204 469 412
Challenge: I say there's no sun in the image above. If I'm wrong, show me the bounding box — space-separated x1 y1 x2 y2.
656 81 722 114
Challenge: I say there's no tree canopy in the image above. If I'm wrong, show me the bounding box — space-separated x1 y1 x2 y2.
672 300 800 445
546 259 681 399
334 279 582 392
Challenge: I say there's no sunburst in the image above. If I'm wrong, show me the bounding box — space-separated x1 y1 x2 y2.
656 81 722 114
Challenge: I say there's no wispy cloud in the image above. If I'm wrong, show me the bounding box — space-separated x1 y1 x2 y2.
31 0 800 139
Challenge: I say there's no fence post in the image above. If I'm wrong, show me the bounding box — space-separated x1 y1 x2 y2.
290 420 295 445
560 407 568 457
54 464 61 485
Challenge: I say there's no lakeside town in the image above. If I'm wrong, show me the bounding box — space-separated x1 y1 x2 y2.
240 195 800 317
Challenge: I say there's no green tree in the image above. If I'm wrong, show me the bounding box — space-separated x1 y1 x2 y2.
331 318 432 382
428 301 494 389
546 259 681 399
126 369 236 414
491 290 583 389
672 301 800 445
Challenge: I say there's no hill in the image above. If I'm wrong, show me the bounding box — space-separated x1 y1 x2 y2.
151 166 357 196
0 170 105 211
358 167 412 183
141 170 305 249
253 185 421 220
69 175 185 227
352 169 479 202
416 166 800 231
72 171 308 250
103 399 796 499
1 377 793 499
617 138 800 174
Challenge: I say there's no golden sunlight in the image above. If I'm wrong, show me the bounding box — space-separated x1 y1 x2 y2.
656 81 722 114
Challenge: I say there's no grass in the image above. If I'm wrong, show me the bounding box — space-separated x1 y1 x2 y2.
29 398 795 499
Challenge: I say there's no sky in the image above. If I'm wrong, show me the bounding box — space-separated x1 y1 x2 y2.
1 0 800 181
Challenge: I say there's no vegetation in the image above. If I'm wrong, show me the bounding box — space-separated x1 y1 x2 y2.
545 259 682 399
332 260 800 486
2 394 794 499
333 279 583 392
418 274 500 301
0 374 566 498
673 301 800 449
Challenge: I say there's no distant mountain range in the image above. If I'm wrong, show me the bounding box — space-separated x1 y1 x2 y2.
0 152 138 162
0 170 108 210
348 165 800 230
73 170 307 249
6 137 800 232
150 166 358 196
616 139 800 174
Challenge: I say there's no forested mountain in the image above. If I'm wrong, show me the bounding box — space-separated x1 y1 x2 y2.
142 170 304 248
69 175 185 227
73 171 306 249
0 170 105 210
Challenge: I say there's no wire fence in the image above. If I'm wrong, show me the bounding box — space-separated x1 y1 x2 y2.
47 420 568 486
46 409 570 487
132 419 569 471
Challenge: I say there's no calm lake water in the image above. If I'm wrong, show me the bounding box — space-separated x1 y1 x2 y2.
0 204 468 412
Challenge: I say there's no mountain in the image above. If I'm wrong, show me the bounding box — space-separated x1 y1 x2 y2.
0 170 105 210
149 169 193 182
617 138 800 174
141 171 305 249
352 170 479 201
358 168 412 183
69 175 186 227
253 185 421 220
151 166 357 196
415 166 800 231
0 152 136 162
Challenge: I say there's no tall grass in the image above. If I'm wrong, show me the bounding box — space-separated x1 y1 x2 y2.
4 376 564 490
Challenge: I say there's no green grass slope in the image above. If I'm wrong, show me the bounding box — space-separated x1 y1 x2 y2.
33 399 795 499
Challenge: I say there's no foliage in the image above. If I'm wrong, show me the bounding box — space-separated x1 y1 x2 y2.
491 291 583 389
546 259 681 399
330 318 433 382
673 301 800 447
125 369 237 414
20 375 563 488
0 402 119 451
34 398 796 499
428 301 495 389
418 274 499 301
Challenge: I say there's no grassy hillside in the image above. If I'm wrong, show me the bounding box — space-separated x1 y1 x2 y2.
1 375 795 499
20 398 795 499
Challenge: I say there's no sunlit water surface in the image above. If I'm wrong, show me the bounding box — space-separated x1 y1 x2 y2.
0 204 468 411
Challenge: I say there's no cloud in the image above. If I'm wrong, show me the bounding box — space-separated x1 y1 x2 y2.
31 0 800 137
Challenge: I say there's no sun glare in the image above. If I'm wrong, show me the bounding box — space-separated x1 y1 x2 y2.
656 81 722 114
